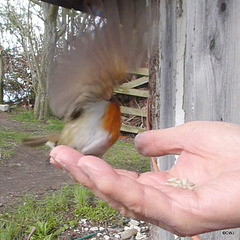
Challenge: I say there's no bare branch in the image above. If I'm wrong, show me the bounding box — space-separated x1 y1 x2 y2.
30 0 41 6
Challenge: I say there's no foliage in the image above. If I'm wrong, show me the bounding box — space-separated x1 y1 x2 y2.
0 184 121 239
74 187 120 224
0 0 43 104
105 140 151 173
1 185 77 240
2 48 34 104
0 0 99 119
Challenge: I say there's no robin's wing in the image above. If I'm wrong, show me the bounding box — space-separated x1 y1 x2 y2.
49 0 149 119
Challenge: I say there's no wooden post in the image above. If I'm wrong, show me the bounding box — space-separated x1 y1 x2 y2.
149 0 240 239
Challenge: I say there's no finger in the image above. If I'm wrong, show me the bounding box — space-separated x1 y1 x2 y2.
69 156 134 215
78 157 204 236
77 157 162 222
50 145 83 168
134 125 187 157
50 145 94 188
135 121 240 157
50 145 80 168
50 146 129 214
115 169 140 179
116 169 169 188
78 157 179 228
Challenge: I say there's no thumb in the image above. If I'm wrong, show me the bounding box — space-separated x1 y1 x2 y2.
134 123 199 157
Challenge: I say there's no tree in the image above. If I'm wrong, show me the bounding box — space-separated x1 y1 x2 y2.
33 2 62 120
0 45 3 103
0 0 89 119
0 0 95 119
0 0 43 107
0 0 65 119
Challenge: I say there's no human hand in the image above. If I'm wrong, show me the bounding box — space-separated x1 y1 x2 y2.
50 121 240 236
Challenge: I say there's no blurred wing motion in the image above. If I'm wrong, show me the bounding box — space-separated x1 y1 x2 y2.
49 0 149 120
23 0 149 155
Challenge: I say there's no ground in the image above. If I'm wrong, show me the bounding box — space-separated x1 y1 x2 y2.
0 111 151 239
0 111 72 211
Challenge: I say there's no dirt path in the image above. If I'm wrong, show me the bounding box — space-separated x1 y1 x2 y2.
0 112 72 212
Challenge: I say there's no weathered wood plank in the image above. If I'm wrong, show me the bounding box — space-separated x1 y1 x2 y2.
183 2 240 239
127 67 149 76
120 106 147 117
121 76 149 89
114 87 149 98
184 1 240 124
150 0 240 239
120 124 146 134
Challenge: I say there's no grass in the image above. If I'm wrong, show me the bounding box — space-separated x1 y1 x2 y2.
0 128 29 160
105 140 150 173
9 109 64 133
74 187 120 224
0 185 120 240
0 108 151 239
0 109 63 161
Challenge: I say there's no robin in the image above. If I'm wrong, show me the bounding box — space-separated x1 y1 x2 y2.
22 1 148 157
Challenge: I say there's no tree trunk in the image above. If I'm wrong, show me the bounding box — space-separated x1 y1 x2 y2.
0 46 4 103
34 3 59 120
149 0 240 239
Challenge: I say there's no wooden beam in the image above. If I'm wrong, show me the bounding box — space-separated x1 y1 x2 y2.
120 124 146 134
121 76 149 89
127 67 149 76
120 106 147 117
114 87 149 98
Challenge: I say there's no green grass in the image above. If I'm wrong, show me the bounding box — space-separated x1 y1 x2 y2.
10 110 38 123
0 110 63 161
105 141 150 173
0 127 29 160
9 109 64 133
0 108 151 239
0 185 120 240
74 187 120 224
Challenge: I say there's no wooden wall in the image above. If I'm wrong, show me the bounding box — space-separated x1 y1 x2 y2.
149 0 240 239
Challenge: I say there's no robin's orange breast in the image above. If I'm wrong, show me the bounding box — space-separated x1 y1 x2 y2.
102 101 122 147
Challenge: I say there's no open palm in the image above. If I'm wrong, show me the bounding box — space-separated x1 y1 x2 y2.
50 121 240 237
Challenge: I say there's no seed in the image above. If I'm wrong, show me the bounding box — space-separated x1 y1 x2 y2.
166 178 197 190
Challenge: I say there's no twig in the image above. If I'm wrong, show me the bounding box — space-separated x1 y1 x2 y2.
26 227 37 240
147 99 159 172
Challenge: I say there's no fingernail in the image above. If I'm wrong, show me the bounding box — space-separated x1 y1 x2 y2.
49 151 57 159
49 153 68 171
134 132 146 152
134 131 147 145
49 157 55 164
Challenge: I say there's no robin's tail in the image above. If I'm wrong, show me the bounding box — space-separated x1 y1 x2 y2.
22 134 59 148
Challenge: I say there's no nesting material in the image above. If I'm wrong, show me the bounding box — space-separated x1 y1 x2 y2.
166 178 196 190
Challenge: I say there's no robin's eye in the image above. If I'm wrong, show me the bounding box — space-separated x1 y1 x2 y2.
70 108 84 120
